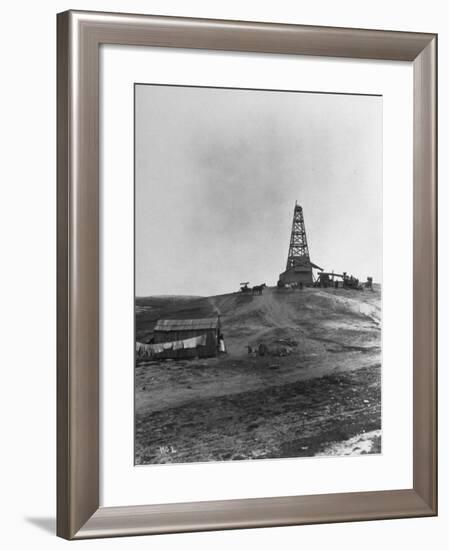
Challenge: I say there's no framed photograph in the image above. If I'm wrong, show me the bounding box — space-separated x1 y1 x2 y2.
57 10 437 539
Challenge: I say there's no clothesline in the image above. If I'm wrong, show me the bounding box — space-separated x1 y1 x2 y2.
136 334 207 358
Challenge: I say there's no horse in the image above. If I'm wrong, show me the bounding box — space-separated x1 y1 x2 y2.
252 283 266 295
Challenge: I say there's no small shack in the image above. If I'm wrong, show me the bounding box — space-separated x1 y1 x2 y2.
278 260 323 286
151 317 221 359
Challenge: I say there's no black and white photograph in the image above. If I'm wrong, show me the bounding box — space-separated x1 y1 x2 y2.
1 0 442 546
134 84 382 465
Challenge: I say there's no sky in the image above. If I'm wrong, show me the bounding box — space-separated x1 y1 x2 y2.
135 84 382 297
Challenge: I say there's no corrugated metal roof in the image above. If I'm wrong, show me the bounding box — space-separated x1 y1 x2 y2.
154 318 219 331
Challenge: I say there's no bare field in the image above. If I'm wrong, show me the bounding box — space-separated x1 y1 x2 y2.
135 286 381 464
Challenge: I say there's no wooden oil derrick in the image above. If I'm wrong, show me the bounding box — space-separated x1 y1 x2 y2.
278 202 322 287
286 202 310 269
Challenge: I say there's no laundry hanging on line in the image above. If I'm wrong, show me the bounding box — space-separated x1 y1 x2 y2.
136 334 207 358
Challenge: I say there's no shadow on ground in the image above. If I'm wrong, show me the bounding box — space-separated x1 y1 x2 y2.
25 517 55 534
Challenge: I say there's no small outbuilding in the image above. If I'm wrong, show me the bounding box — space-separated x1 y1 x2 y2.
278 260 323 286
152 317 221 359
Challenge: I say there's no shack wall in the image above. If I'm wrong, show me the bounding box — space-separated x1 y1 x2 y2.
152 329 218 358
279 268 313 286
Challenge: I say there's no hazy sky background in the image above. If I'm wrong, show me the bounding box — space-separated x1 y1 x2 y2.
135 85 382 297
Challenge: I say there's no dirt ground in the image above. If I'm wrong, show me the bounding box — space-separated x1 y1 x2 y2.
135 286 381 464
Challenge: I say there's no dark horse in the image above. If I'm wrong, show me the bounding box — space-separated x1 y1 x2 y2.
252 283 266 295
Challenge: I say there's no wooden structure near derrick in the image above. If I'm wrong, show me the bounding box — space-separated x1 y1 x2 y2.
314 271 363 290
278 202 322 286
152 317 221 359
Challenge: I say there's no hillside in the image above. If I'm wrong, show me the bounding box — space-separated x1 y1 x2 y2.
135 286 381 464
136 285 380 355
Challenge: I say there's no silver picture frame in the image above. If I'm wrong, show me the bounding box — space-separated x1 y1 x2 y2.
57 10 437 539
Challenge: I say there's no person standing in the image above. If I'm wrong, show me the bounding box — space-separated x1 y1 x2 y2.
218 333 227 354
